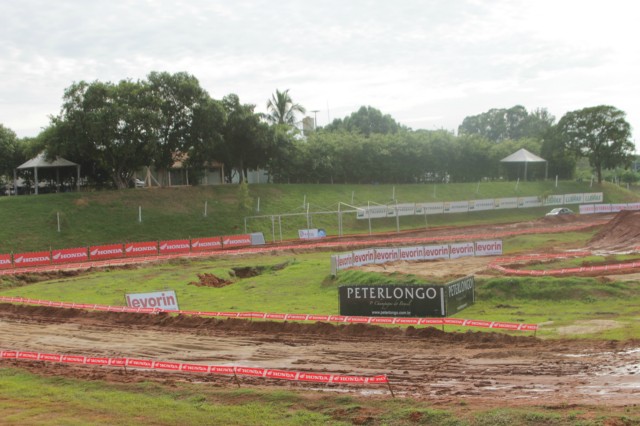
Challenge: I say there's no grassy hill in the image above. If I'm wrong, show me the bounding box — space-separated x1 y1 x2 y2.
0 181 636 253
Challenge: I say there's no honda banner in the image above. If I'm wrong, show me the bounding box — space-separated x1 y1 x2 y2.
159 239 190 254
89 244 124 261
0 254 12 269
13 251 51 267
222 234 252 248
190 237 223 251
52 247 89 264
125 241 158 257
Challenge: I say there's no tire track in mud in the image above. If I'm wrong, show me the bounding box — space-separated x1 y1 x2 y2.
1 304 638 404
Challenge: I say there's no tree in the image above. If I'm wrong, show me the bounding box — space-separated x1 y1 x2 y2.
265 89 306 126
147 72 224 185
220 94 272 183
47 80 161 189
556 105 634 184
458 105 554 142
0 124 20 179
325 106 404 136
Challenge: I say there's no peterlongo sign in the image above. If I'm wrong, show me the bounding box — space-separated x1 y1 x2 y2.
125 242 158 257
339 276 475 318
223 234 252 248
159 239 190 254
444 276 475 316
191 237 222 251
0 254 13 269
339 284 445 317
13 251 51 267
125 290 179 311
52 247 89 264
90 244 124 260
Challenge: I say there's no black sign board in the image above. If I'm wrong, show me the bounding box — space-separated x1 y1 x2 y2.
339 277 475 317
339 285 445 317
444 276 475 316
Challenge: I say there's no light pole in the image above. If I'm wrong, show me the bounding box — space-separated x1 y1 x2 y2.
311 110 319 130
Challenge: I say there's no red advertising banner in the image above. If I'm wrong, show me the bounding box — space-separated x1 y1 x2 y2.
13 251 51 268
89 244 124 261
159 239 190 254
222 234 252 248
52 247 89 264
190 237 223 252
124 241 158 257
0 254 12 270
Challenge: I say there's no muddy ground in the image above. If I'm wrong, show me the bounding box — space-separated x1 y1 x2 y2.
1 212 639 412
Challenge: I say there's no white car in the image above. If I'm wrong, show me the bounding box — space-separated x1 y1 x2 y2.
545 207 574 216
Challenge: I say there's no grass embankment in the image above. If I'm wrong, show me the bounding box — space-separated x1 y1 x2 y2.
0 181 634 253
0 368 636 425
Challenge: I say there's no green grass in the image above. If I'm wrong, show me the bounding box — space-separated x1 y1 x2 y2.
0 181 634 253
2 236 639 340
0 368 637 425
519 254 640 270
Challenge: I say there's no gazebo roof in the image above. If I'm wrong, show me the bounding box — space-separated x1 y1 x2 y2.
500 148 546 163
17 152 78 169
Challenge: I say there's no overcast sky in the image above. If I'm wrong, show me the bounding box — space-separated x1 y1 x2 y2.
1 0 638 145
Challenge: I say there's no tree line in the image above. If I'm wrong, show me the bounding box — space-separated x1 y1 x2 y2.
0 71 635 191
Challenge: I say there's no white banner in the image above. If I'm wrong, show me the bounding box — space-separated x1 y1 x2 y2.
399 246 427 261
626 202 640 211
468 199 494 211
475 240 503 256
125 290 179 311
374 248 400 264
298 229 326 239
444 201 469 214
419 202 444 215
583 192 603 203
494 197 518 209
352 249 376 267
611 203 628 212
518 196 542 208
395 203 416 216
333 253 354 272
579 204 595 214
563 193 584 204
424 244 450 260
594 204 612 214
544 195 564 206
449 242 476 259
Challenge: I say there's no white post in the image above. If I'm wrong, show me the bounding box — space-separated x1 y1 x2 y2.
57 212 61 232
204 201 208 217
395 200 400 233
555 175 558 188
138 206 142 223
590 176 594 187
368 201 372 235
257 197 260 212
351 191 354 204
392 186 395 201
271 216 275 243
306 202 310 229
433 184 436 199
278 215 283 242
303 195 306 209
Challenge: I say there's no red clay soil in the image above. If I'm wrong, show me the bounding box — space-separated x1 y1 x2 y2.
189 273 233 288
589 210 640 251
1 303 639 408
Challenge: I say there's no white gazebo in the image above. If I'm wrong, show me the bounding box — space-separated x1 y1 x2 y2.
15 153 81 195
500 148 547 181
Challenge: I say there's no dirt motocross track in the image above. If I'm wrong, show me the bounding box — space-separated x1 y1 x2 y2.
1 213 639 409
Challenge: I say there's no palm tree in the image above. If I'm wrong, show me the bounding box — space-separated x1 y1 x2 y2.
266 89 306 126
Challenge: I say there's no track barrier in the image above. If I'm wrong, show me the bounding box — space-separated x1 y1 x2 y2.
0 296 538 332
0 349 388 387
489 252 640 276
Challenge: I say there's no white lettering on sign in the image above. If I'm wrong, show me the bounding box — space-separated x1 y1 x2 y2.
53 252 87 260
449 243 475 259
0 258 10 265
346 286 437 300
91 248 122 256
125 290 179 311
14 256 50 264
160 243 189 250
474 240 503 256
